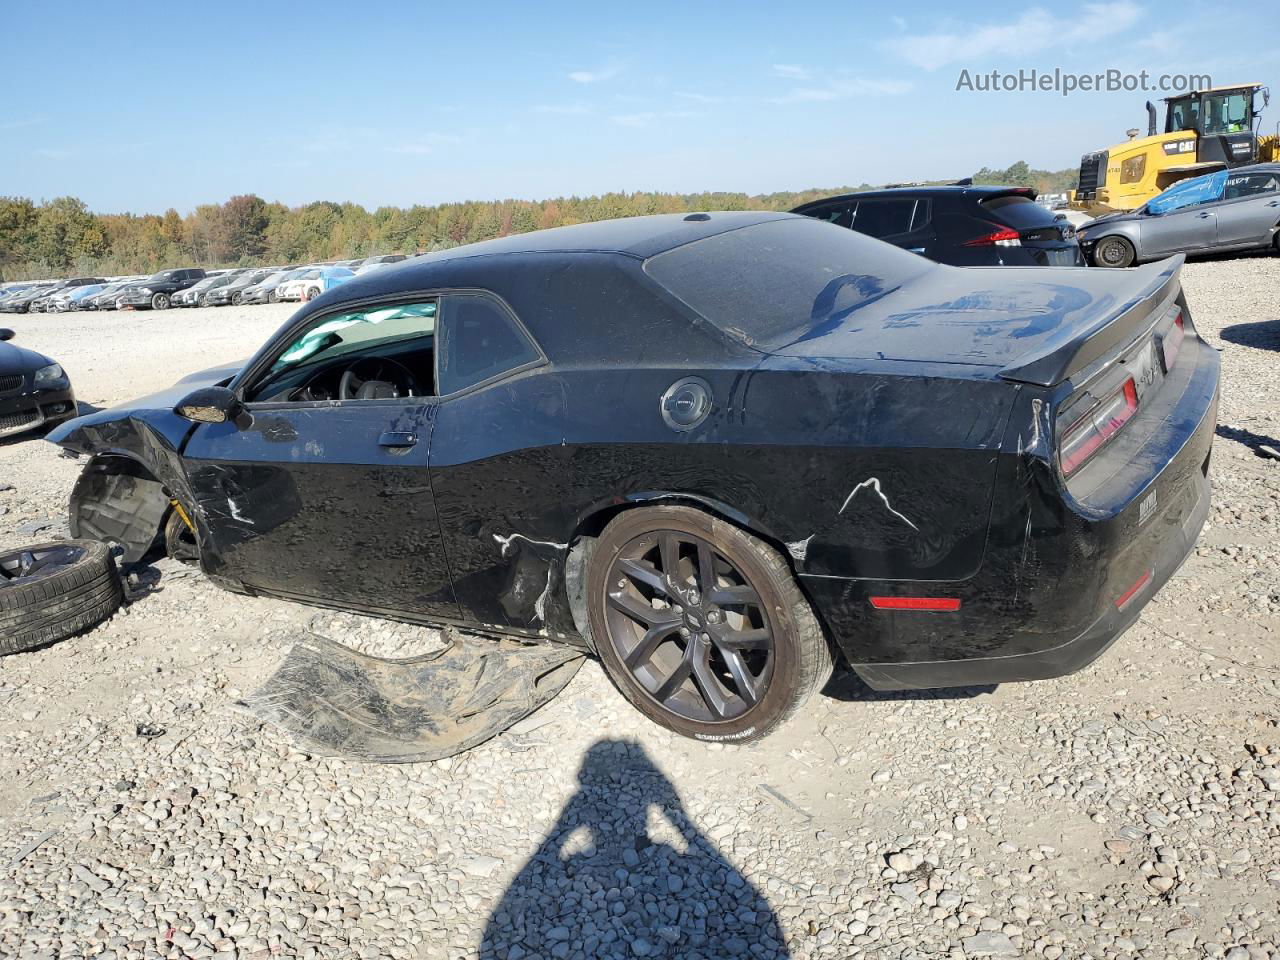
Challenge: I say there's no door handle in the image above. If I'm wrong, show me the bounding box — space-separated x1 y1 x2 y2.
1197 212 1212 218
378 431 418 448
1268 200 1280 207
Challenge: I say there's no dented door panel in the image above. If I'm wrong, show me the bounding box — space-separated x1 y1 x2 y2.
179 401 459 618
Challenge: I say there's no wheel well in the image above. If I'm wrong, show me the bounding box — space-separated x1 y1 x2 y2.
563 496 796 652
70 455 172 565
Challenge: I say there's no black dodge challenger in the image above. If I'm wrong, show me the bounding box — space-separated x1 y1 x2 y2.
48 212 1218 742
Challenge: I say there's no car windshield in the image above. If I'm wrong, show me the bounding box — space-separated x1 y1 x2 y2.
146 271 173 283
267 301 438 375
1147 171 1227 214
645 218 931 352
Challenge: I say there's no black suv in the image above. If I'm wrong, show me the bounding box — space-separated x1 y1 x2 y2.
791 185 1085 267
117 268 207 310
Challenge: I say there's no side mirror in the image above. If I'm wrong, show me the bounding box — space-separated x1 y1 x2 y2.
175 385 241 424
0 329 14 342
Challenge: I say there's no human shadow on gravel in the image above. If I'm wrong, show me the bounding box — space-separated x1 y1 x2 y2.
820 661 995 702
480 739 789 960
1215 423 1280 457
1220 320 1280 353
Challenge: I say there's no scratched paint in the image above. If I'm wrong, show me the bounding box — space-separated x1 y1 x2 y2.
838 478 919 531
493 532 569 558
785 535 815 562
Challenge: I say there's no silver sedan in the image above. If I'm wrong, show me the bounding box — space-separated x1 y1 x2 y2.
1080 163 1280 267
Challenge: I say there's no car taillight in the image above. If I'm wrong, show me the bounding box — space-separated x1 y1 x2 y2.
1160 309 1185 372
964 224 1021 247
1059 377 1139 475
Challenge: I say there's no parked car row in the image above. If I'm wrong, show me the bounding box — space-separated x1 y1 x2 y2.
0 255 407 314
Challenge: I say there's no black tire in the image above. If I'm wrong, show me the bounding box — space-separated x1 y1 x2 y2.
151 292 170 310
0 540 124 656
305 287 321 302
267 290 278 304
587 506 832 744
1093 235 1135 268
231 292 243 306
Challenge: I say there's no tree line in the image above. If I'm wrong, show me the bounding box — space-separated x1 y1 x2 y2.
0 162 1077 281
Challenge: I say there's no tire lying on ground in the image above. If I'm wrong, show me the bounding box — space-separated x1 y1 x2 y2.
0 540 124 656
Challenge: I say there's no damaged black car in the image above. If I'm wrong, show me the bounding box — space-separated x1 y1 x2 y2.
48 212 1218 743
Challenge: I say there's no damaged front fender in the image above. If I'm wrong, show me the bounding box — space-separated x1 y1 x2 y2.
51 410 201 564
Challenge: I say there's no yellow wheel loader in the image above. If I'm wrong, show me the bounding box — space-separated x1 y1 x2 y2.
1072 84 1275 214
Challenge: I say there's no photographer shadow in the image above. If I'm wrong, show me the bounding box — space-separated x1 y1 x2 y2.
480 738 789 960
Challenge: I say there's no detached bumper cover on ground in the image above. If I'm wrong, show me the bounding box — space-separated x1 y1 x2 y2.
238 632 583 762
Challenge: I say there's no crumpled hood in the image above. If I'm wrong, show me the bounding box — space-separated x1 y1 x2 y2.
0 341 54 376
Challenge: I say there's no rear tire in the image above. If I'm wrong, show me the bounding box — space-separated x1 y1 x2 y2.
587 506 832 744
0 540 124 656
151 292 170 310
1093 235 1135 268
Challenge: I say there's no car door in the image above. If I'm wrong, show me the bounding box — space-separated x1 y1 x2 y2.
422 293 566 636
179 298 459 620
1140 172 1225 257
1215 171 1280 247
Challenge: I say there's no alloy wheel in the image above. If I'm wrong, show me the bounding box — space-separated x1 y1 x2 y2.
602 529 774 723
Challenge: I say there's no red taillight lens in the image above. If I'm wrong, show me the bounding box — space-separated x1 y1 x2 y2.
964 224 1022 247
1059 377 1139 475
869 596 962 611
1161 309 1185 372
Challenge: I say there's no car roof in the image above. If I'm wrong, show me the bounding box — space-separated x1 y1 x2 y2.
793 185 1034 211
405 211 796 264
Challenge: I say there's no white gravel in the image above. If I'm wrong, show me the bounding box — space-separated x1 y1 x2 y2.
1 257 1278 960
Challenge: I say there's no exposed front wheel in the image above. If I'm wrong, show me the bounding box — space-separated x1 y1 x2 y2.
587 505 832 743
231 292 243 306
305 287 321 302
1093 236 1135 268
151 292 170 310
267 290 278 304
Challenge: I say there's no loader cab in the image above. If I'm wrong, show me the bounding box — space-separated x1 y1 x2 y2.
1164 85 1267 168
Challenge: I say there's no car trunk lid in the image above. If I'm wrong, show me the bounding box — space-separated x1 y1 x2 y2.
770 255 1184 385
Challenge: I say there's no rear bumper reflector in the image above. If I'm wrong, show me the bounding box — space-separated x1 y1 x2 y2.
1114 570 1153 610
869 596 962 612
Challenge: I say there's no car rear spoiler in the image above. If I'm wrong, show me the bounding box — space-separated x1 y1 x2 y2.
998 255 1185 387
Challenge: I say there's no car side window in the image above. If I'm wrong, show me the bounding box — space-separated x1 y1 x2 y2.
808 202 855 229
1224 172 1280 200
247 300 439 403
850 199 916 240
437 294 540 396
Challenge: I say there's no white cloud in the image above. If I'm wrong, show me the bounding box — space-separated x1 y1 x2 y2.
884 2 1144 70
568 64 621 84
534 102 594 115
610 110 695 128
771 64 811 81
768 74 912 104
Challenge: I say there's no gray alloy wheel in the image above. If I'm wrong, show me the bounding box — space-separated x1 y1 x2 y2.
588 505 832 743
151 292 170 310
305 287 321 301
267 290 278 304
0 540 124 656
1093 235 1136 268
231 292 243 306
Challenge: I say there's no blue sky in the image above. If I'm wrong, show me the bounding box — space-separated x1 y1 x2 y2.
3 0 1275 213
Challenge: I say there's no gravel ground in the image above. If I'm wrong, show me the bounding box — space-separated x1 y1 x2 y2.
0 260 1278 960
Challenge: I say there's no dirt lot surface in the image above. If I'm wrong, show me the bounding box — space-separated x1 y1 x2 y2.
1 262 1278 960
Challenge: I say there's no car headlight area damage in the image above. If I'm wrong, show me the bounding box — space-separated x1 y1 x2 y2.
45 212 1219 746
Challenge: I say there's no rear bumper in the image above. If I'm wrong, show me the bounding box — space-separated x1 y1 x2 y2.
809 334 1219 691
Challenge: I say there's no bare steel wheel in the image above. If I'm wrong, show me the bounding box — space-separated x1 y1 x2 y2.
588 506 832 743
1093 235 1135 268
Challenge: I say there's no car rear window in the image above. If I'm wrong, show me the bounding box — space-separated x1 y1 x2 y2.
979 195 1059 229
644 218 931 351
